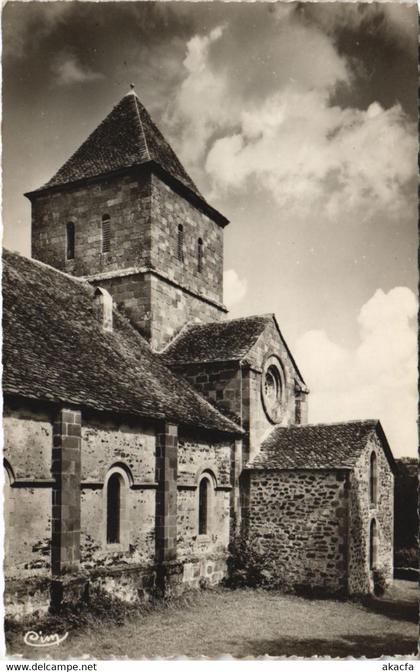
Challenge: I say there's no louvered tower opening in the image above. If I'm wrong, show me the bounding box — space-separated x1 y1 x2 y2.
102 214 111 253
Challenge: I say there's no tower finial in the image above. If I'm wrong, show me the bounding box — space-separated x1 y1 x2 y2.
130 83 135 91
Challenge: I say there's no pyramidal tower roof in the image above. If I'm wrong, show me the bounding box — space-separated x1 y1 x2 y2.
35 88 204 200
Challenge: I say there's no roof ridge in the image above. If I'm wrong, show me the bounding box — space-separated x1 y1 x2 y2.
238 314 275 366
249 418 395 473
272 419 379 430
223 313 274 324
158 320 199 354
132 93 151 161
133 93 203 197
184 313 274 330
270 314 306 387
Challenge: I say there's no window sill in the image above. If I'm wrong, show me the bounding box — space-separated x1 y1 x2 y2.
105 542 129 553
197 534 211 543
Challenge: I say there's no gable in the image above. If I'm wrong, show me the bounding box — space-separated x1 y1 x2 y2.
242 315 307 391
354 420 397 476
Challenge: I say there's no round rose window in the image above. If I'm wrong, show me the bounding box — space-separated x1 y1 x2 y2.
261 357 284 423
264 366 279 401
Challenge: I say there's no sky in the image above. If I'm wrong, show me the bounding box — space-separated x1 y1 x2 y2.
2 1 418 457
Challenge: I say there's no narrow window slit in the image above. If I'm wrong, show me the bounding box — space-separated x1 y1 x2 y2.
66 222 75 260
369 518 378 570
369 452 377 505
198 238 203 273
177 224 184 262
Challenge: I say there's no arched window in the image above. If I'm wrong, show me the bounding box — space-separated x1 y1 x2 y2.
369 518 378 570
93 287 113 332
369 452 377 505
197 238 203 273
4 461 14 563
107 472 122 544
199 478 208 535
102 214 111 253
261 357 284 423
177 224 184 262
198 473 214 536
66 222 75 260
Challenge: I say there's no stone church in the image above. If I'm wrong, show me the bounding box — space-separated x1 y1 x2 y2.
3 89 396 618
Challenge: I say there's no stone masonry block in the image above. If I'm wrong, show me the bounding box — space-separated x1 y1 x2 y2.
51 407 81 576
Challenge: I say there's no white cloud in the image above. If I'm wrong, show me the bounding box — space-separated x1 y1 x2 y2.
224 269 247 307
167 16 416 223
183 25 224 73
166 13 349 169
294 287 418 457
52 56 104 86
165 25 231 165
205 89 416 220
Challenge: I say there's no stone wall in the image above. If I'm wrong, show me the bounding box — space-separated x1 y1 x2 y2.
244 319 307 462
177 433 231 581
90 271 152 341
81 414 156 483
3 405 53 576
348 435 394 594
52 408 82 575
80 415 156 569
170 362 242 424
31 172 152 276
244 469 349 594
5 577 51 621
170 319 308 464
30 169 226 350
150 174 224 307
89 565 156 604
88 268 224 350
3 400 235 617
148 273 224 351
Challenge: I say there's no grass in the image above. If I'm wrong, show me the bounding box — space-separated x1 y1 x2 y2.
6 580 418 659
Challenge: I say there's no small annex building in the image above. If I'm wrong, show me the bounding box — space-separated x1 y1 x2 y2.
3 88 396 619
244 421 395 594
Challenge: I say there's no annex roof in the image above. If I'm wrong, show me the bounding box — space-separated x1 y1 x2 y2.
27 90 203 200
161 314 306 386
3 249 242 436
162 315 275 365
246 420 396 472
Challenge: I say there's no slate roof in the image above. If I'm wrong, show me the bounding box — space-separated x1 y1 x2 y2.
247 420 396 472
3 249 242 436
29 91 203 200
162 314 307 388
162 315 275 365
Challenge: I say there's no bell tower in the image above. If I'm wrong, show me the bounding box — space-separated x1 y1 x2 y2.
26 87 229 349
